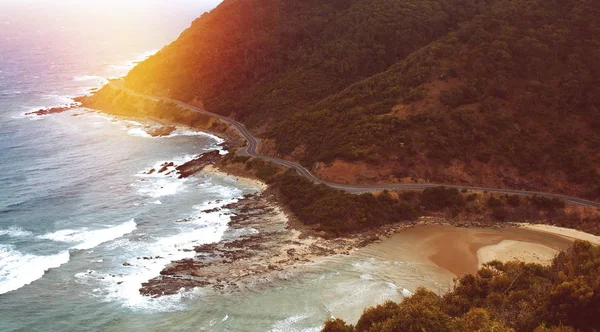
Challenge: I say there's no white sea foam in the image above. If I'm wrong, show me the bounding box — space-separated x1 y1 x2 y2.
127 127 152 138
135 177 188 199
96 217 229 310
42 94 74 105
38 219 137 250
106 50 157 76
73 75 106 83
401 288 413 297
0 244 70 295
0 226 32 238
79 193 239 311
271 314 320 332
166 130 224 144
133 155 198 199
0 90 21 96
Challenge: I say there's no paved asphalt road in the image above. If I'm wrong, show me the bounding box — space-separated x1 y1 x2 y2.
109 81 600 209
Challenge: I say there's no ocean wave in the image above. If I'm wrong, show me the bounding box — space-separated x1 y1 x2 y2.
401 288 413 297
106 50 158 76
0 90 21 96
42 94 74 105
0 244 70 295
271 314 321 332
80 195 238 311
127 127 152 138
89 222 229 311
73 75 106 83
165 130 224 143
134 177 188 199
0 226 33 238
38 219 137 250
133 155 199 199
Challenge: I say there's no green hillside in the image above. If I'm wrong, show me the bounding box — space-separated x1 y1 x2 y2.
118 0 600 198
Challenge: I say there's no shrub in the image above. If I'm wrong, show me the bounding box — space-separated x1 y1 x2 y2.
531 195 566 210
274 171 418 235
507 195 521 207
419 186 465 211
487 197 503 208
491 207 509 221
466 193 479 202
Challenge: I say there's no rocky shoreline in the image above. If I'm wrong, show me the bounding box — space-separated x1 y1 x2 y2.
25 103 79 116
138 188 413 297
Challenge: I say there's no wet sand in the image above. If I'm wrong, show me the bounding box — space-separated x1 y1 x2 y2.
362 224 574 278
519 223 600 244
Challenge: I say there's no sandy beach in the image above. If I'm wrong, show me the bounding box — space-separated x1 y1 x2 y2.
519 223 600 244
362 224 576 278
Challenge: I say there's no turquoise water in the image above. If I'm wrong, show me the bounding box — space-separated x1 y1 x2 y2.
0 2 446 331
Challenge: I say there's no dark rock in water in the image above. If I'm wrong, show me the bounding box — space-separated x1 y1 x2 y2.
160 258 207 276
176 150 222 178
140 277 210 298
158 162 174 173
25 103 78 116
194 243 219 253
146 125 177 137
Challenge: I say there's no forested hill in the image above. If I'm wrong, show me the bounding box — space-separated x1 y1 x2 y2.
121 0 600 199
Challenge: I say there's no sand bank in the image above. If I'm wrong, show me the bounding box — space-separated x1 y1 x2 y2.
518 223 600 244
364 224 574 278
477 240 559 268
204 164 268 191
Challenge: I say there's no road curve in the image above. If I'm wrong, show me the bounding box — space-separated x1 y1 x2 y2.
108 81 600 209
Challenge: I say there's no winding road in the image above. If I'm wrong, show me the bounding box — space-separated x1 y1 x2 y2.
109 81 600 209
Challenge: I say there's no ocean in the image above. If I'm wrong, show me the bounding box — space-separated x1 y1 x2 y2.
0 2 449 331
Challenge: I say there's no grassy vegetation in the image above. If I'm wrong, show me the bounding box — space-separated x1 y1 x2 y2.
323 241 600 332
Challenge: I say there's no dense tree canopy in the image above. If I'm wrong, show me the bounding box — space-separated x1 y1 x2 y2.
120 0 600 198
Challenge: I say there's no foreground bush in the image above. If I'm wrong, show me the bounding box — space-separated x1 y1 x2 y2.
322 241 600 331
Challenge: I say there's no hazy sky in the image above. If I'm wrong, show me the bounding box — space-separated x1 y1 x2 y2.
0 0 224 62
0 1 224 43
0 1 223 28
